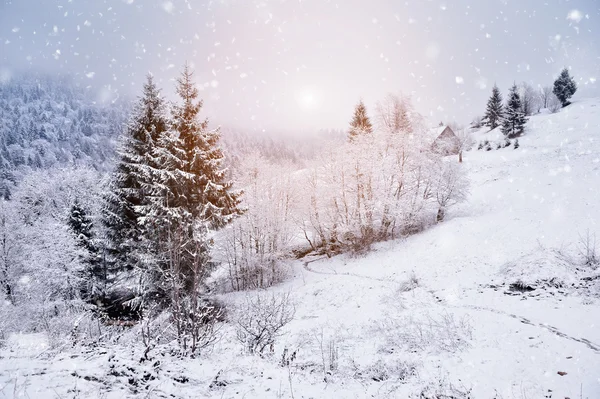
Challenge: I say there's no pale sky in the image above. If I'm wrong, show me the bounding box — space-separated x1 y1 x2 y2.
1 0 598 133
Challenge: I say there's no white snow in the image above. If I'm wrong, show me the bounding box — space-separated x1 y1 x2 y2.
1 99 600 398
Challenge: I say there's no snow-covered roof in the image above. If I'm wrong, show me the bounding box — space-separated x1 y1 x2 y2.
425 125 454 145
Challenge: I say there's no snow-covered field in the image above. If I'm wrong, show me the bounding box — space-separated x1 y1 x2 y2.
2 99 600 398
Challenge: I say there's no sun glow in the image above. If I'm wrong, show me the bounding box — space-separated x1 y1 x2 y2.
296 87 319 110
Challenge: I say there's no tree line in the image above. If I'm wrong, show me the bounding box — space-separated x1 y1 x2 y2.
479 68 577 137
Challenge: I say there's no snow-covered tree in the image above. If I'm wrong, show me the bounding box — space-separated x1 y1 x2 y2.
68 199 101 299
432 161 469 222
102 74 169 280
166 64 243 231
538 86 554 110
553 68 577 107
375 93 413 135
145 64 242 352
218 154 297 291
0 200 21 303
348 100 373 142
483 85 504 130
519 82 537 116
301 95 468 254
501 84 527 138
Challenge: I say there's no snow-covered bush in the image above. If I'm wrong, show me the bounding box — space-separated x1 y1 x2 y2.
0 167 104 345
398 271 420 293
352 358 417 383
378 312 472 354
235 291 295 355
411 373 473 399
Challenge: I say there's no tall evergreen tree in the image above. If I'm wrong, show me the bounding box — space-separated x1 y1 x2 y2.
483 84 504 130
501 84 527 138
148 64 243 295
348 100 373 142
102 74 169 280
553 68 577 107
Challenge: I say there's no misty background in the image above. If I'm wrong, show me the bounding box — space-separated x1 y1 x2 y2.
1 0 598 132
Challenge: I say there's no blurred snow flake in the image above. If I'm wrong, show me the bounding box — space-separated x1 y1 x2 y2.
211 80 219 88
86 72 95 78
162 1 174 13
566 10 583 23
122 0 134 3
240 73 248 78
455 76 464 84
11 27 20 33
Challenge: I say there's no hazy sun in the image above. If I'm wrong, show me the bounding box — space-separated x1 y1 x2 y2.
297 88 319 110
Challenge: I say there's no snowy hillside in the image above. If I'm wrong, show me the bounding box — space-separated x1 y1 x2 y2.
1 99 600 398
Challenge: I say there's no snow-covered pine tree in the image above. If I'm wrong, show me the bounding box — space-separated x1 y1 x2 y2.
168 64 243 230
151 64 242 353
483 84 503 130
102 74 169 288
68 198 102 299
501 84 527 139
553 68 577 107
348 100 373 142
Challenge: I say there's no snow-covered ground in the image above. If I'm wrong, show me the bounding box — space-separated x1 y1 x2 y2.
2 99 600 398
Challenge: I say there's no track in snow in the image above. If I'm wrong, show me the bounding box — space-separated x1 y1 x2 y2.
302 257 600 354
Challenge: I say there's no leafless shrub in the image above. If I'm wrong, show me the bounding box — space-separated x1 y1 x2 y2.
235 292 295 355
170 297 223 356
411 372 473 398
548 93 562 113
578 229 599 269
313 328 340 381
353 359 417 383
379 312 472 354
398 271 420 293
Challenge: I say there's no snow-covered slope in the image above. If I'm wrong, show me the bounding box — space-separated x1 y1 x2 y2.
2 99 599 398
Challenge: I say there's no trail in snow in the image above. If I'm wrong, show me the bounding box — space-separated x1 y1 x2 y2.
303 257 600 354
459 304 600 353
302 257 390 282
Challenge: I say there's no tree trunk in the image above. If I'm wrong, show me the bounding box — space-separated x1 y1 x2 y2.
436 207 445 223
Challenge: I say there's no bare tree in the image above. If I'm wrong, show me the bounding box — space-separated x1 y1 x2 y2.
547 93 562 113
375 93 413 135
519 82 538 116
432 162 469 222
235 291 295 355
454 129 474 163
538 86 553 110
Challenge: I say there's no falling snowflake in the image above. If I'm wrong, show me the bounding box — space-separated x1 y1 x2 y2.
162 1 174 13
566 10 583 23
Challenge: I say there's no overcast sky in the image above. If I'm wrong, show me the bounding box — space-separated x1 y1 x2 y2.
1 0 598 133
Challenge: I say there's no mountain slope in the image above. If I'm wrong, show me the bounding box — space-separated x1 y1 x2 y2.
1 99 599 399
